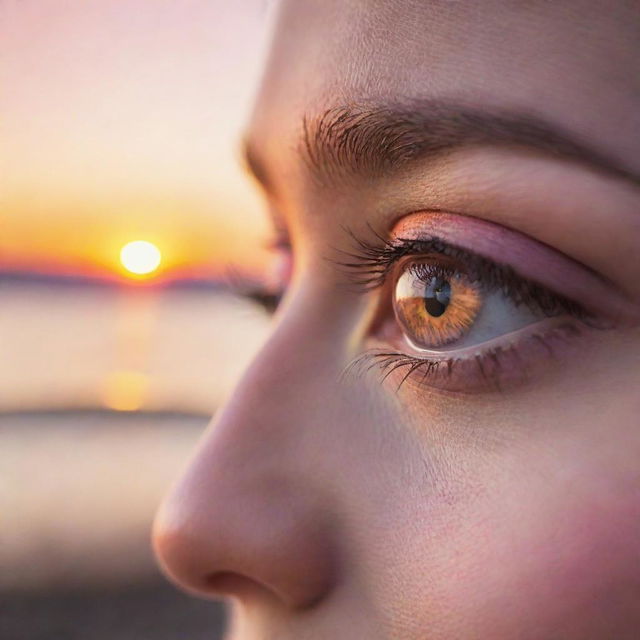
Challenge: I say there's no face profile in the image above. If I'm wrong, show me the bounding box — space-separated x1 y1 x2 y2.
153 1 640 638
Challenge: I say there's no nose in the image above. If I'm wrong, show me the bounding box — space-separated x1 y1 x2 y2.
152 327 338 609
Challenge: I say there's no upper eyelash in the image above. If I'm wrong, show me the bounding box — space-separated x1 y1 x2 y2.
222 234 293 315
335 227 590 321
222 266 282 314
243 289 282 315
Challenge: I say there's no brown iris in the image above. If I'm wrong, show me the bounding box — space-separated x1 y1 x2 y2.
393 262 483 349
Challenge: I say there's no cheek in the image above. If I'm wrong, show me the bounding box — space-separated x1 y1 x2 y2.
436 457 640 638
359 420 640 640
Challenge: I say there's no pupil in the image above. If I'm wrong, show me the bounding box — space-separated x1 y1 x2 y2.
423 277 451 318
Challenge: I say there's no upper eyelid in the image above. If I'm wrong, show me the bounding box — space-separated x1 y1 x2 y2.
336 230 546 292
338 213 640 326
338 235 588 322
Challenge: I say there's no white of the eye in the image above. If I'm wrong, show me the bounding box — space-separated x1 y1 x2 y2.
403 315 570 360
460 288 539 345
395 269 429 300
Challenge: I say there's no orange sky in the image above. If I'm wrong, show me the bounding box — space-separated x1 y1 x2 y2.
0 1 273 279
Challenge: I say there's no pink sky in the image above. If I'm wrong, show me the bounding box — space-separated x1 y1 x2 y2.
0 0 274 275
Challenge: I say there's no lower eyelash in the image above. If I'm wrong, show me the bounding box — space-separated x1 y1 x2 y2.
345 321 585 393
347 348 506 393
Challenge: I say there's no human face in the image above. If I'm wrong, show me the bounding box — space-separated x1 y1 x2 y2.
153 2 640 638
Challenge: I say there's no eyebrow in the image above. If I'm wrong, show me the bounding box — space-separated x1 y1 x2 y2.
243 100 640 193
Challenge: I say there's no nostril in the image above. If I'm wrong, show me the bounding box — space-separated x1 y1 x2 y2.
203 570 334 610
204 572 280 603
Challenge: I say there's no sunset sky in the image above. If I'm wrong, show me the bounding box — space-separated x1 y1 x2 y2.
0 0 273 279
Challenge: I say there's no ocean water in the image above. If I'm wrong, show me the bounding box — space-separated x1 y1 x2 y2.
0 279 269 638
0 279 269 413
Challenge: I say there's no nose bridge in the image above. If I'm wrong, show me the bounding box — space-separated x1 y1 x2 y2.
153 302 342 608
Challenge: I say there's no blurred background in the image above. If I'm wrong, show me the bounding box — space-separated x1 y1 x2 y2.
1 1 275 637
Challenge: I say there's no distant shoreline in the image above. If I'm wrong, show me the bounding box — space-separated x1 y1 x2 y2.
0 269 229 291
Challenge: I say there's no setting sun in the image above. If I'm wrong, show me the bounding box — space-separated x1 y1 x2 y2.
120 240 162 276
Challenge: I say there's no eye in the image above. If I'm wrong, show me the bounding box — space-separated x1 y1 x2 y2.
393 259 483 349
381 251 585 392
338 214 626 393
390 253 564 357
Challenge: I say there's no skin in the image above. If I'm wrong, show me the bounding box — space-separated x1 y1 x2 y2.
153 2 640 638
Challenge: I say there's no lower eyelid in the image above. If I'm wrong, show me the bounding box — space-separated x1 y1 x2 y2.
361 316 592 394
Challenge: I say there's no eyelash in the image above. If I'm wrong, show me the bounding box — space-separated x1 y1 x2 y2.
338 229 587 319
225 236 292 315
337 228 594 391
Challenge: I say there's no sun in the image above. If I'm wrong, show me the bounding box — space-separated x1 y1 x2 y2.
120 240 162 276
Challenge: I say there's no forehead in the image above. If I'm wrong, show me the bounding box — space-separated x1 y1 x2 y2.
247 0 639 181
